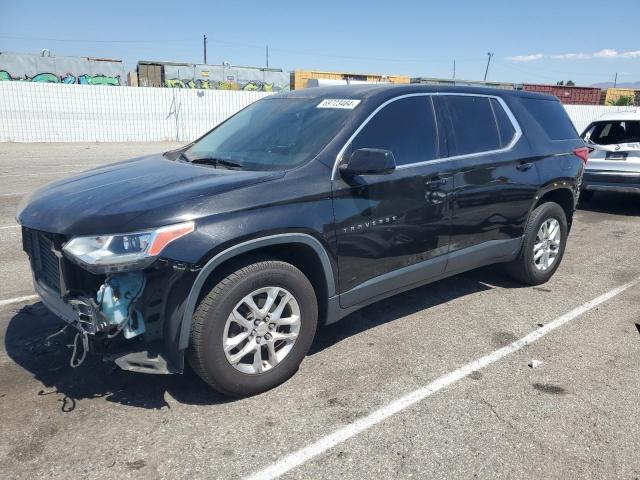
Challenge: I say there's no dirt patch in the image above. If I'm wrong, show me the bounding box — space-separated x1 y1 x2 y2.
532 383 568 395
491 331 518 347
126 459 146 470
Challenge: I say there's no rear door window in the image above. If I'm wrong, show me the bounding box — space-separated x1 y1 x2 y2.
442 96 501 155
520 98 578 140
351 96 440 166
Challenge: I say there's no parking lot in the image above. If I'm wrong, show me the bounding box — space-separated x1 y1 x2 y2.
1 142 639 479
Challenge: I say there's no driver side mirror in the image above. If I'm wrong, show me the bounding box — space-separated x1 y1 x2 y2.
340 148 396 176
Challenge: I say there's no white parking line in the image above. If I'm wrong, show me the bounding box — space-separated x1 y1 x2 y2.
245 278 640 480
0 225 19 230
0 294 38 308
0 192 26 197
0 170 81 178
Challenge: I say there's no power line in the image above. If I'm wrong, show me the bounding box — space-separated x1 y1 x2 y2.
0 34 482 65
8 33 613 82
497 59 604 78
496 60 600 83
0 34 194 44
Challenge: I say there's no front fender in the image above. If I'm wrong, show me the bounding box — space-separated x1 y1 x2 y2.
173 233 337 355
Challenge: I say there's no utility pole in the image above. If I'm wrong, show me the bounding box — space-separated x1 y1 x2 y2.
453 60 456 81
266 45 269 68
203 34 207 64
614 72 617 87
483 52 494 81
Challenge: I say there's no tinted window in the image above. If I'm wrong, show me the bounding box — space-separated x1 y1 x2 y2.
490 98 516 147
520 98 578 140
351 96 439 166
444 96 501 155
584 120 640 145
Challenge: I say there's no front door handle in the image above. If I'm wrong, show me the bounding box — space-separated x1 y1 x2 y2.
426 177 448 189
516 162 533 171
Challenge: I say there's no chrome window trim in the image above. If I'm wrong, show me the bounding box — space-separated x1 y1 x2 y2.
330 92 523 180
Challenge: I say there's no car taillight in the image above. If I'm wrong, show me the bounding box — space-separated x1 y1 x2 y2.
573 146 589 164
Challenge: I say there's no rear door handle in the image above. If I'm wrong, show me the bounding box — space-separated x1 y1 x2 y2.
426 177 448 189
516 162 533 171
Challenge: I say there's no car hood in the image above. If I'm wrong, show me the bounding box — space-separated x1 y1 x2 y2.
17 153 284 235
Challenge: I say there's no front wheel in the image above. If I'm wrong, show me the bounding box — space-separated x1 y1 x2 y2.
506 202 568 285
188 259 318 397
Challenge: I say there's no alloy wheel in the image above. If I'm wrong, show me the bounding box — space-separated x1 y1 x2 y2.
222 287 301 374
533 218 561 271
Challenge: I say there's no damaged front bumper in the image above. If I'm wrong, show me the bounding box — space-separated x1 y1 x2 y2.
23 227 197 374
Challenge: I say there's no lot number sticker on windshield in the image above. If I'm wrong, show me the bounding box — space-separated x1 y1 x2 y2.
317 99 361 109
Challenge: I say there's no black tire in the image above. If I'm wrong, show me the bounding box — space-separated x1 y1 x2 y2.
188 258 318 397
579 190 595 203
506 202 568 285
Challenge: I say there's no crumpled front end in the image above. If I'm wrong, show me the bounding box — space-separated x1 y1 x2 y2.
22 227 196 374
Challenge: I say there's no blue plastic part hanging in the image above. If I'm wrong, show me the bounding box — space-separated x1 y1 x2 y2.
96 272 146 339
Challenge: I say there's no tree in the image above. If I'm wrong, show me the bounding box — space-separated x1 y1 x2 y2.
609 96 633 106
566 80 575 86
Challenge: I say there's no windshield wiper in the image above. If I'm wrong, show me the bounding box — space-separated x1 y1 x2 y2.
188 156 244 170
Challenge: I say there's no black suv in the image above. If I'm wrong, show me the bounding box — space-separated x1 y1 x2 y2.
17 85 587 396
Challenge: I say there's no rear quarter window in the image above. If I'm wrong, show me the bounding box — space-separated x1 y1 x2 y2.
490 98 516 148
520 98 578 140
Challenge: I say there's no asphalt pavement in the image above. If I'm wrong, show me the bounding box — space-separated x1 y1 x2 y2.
0 143 639 479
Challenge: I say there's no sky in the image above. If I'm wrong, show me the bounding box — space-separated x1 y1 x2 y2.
1 0 639 86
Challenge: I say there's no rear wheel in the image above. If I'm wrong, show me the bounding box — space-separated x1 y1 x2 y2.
506 202 568 285
188 259 318 397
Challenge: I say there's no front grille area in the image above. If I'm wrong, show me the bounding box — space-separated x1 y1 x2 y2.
22 227 62 292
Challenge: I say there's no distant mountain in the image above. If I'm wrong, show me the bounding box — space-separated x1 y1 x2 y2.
590 81 640 89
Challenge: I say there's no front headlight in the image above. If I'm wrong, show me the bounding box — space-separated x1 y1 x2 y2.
62 221 194 273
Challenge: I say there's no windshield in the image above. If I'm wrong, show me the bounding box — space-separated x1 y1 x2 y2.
583 120 640 145
185 97 355 171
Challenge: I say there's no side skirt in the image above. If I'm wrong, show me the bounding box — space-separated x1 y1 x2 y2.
327 237 523 325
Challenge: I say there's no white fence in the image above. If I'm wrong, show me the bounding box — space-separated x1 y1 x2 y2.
0 82 272 142
0 82 637 143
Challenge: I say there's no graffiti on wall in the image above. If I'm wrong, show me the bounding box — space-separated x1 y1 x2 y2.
154 63 289 92
0 70 121 86
0 52 124 86
163 78 279 91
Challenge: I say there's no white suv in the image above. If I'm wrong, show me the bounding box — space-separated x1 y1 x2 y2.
581 109 640 200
